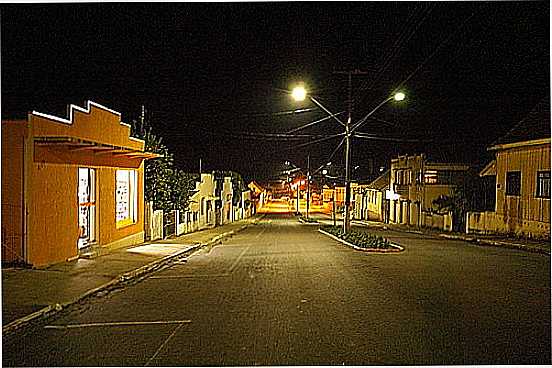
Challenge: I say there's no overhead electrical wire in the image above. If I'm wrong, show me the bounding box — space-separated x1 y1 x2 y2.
354 4 436 104
285 111 346 134
353 132 432 143
282 132 345 150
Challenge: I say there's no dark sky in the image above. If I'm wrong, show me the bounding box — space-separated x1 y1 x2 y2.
1 2 550 182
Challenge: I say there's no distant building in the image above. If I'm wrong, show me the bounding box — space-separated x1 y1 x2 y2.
322 185 334 203
1 101 157 267
467 100 550 238
389 154 469 229
189 173 218 229
248 181 266 212
220 176 234 225
354 170 390 222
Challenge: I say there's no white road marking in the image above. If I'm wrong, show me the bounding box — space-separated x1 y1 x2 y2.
145 322 186 366
44 320 191 329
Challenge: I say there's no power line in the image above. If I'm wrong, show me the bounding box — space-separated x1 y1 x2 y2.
282 132 345 150
286 111 346 134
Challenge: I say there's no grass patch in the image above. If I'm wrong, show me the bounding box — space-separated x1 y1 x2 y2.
320 225 393 249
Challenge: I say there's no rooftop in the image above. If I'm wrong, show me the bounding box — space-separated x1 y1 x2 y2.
492 98 550 147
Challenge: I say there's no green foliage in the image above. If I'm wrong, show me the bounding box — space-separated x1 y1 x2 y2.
432 169 484 231
432 169 483 215
170 170 199 212
130 116 197 213
321 226 391 249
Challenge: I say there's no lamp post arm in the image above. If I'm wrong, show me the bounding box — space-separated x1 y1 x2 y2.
309 96 347 127
350 96 394 134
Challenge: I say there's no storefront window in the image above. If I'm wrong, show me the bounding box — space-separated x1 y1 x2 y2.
116 170 138 227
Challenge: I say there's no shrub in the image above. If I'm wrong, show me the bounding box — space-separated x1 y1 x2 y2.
320 226 392 249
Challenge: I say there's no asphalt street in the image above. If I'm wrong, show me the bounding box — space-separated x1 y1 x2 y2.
3 207 550 366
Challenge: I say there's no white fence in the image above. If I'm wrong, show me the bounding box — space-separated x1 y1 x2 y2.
145 202 163 241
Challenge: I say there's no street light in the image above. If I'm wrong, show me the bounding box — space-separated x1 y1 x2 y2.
394 92 405 101
290 84 405 232
291 86 307 102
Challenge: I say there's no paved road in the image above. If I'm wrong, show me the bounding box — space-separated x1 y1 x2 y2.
3 212 550 366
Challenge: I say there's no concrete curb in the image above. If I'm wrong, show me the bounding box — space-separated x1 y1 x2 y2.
352 220 549 256
439 234 551 255
2 221 256 338
297 218 319 226
318 229 404 253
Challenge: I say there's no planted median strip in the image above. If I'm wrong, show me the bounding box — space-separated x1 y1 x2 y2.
319 225 404 253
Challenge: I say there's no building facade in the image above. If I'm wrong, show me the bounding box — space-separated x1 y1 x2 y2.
189 173 218 229
354 170 390 222
1 101 156 267
389 154 469 228
467 100 550 238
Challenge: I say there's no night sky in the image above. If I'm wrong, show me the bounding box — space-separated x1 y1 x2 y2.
1 2 549 182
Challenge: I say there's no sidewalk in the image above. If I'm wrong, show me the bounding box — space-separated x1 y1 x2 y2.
2 216 262 336
351 219 551 255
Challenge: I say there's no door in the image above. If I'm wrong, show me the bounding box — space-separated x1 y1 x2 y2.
78 168 96 249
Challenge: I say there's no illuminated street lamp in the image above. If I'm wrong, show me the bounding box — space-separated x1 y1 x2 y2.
291 84 405 232
291 86 307 102
394 92 405 101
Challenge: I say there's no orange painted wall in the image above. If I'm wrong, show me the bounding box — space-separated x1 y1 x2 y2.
28 163 79 265
32 104 143 151
1 120 28 263
1 102 148 267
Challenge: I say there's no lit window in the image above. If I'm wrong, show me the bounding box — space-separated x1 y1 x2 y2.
536 171 550 198
505 171 521 196
116 170 138 227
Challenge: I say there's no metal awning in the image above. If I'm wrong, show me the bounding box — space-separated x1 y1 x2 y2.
34 136 161 159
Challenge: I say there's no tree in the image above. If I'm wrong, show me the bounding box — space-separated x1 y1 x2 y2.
170 169 199 212
130 115 194 213
432 169 485 231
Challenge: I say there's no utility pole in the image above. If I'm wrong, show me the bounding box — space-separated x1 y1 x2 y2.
296 182 300 215
334 69 369 232
332 190 337 226
306 154 310 220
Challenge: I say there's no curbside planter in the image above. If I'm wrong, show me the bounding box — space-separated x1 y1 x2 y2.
318 229 404 253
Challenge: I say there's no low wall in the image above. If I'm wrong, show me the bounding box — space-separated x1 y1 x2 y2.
176 211 200 236
467 211 550 239
421 212 452 232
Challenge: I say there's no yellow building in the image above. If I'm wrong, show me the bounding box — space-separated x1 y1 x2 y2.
389 154 469 228
2 101 157 267
468 100 550 238
355 170 390 222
